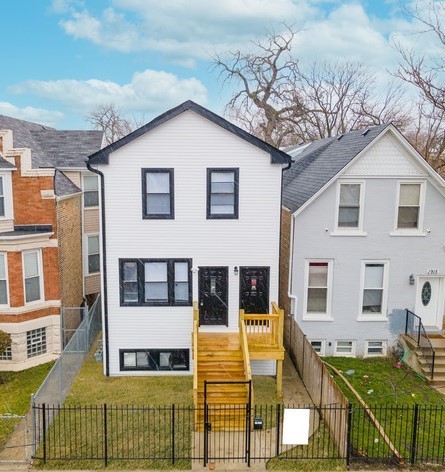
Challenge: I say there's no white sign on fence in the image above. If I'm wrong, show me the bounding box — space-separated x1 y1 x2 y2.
282 408 310 445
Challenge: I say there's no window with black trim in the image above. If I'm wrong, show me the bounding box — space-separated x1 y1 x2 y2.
120 348 189 371
142 169 174 219
120 258 192 306
207 168 239 219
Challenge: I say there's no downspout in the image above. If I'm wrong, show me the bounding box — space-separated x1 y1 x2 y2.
281 158 298 318
86 161 110 377
288 213 298 317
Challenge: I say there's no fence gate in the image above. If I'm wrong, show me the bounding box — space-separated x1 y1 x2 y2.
203 380 252 466
0 415 29 464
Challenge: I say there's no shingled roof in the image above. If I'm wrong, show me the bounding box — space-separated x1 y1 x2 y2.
54 170 82 197
282 124 390 213
0 114 103 169
88 100 291 166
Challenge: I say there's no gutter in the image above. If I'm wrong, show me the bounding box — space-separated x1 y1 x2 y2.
86 160 110 377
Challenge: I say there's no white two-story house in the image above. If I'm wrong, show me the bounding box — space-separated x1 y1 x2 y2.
88 101 290 379
281 124 445 358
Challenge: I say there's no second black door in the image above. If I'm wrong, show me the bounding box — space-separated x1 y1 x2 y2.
239 266 270 314
199 267 228 325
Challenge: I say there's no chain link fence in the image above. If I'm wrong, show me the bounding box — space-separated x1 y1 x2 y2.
31 295 101 455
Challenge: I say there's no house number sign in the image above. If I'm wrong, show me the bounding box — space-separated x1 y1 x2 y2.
427 269 439 275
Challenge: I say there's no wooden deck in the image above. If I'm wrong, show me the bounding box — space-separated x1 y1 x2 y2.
193 302 285 424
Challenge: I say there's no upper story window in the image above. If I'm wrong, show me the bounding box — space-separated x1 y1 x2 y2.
120 258 191 306
304 260 333 319
23 250 43 304
396 182 424 231
142 169 174 219
87 235 100 275
83 175 99 208
207 168 239 219
359 261 389 320
337 182 364 230
0 176 5 217
0 254 8 305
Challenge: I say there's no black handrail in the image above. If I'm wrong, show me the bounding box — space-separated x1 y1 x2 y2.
405 309 436 379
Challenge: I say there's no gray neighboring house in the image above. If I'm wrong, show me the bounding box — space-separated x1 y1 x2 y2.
281 124 445 358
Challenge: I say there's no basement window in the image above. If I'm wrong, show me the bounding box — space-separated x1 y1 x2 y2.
120 349 189 371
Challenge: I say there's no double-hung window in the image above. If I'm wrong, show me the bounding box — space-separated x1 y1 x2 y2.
207 168 239 219
120 259 191 306
23 250 42 303
0 254 8 305
87 235 100 274
359 262 388 319
396 182 424 231
142 169 174 219
337 182 364 231
83 175 99 208
304 260 332 318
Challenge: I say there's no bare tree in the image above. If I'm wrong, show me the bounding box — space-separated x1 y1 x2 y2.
394 2 445 167
215 26 409 147
85 104 134 145
396 1 445 113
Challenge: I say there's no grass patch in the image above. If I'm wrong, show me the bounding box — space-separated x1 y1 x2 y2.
323 356 445 406
0 362 53 450
324 356 445 465
253 376 280 404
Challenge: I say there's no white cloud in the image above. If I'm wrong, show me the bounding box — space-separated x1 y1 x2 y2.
0 102 64 127
55 0 317 63
9 69 208 116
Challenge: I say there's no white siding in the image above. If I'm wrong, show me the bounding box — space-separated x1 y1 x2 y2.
100 110 282 375
291 134 445 357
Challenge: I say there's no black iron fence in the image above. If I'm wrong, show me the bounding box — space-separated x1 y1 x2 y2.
405 309 436 378
32 402 445 467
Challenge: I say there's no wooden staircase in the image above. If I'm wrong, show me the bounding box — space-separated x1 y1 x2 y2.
195 332 250 430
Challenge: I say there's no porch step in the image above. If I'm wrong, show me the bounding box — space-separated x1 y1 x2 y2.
196 332 249 429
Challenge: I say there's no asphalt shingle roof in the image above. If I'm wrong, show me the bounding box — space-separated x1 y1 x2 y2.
0 115 103 169
54 170 82 197
282 124 390 212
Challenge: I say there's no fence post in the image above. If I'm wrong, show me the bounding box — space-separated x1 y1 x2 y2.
346 402 352 466
42 403 46 464
171 404 175 465
301 336 305 380
276 404 281 457
410 404 419 465
405 309 408 335
30 394 36 457
103 404 108 467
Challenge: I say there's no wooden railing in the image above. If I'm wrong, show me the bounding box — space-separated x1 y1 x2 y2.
241 302 284 349
192 301 199 406
239 310 254 406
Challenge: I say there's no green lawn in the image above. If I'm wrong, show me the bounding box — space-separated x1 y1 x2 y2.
324 356 445 465
323 356 445 406
0 362 53 450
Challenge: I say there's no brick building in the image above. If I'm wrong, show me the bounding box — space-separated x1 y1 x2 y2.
0 115 103 370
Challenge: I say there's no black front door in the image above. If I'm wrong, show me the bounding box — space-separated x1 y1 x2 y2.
199 267 228 325
239 267 270 314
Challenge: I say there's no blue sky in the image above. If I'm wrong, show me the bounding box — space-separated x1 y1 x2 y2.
0 0 430 129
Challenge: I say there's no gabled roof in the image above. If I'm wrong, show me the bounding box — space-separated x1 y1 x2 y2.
88 100 291 165
282 124 390 212
0 114 103 169
54 170 82 197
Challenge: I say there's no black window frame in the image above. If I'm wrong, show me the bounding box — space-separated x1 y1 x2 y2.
142 168 174 220
119 258 192 307
119 348 190 371
207 168 239 219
